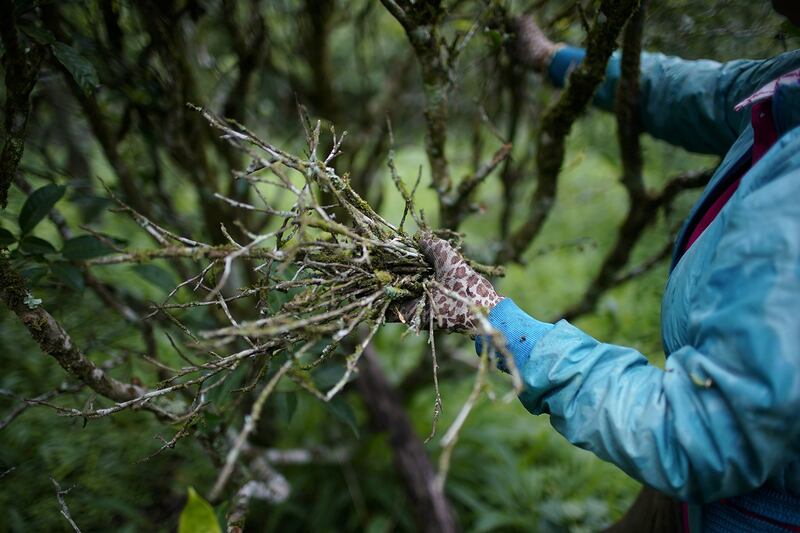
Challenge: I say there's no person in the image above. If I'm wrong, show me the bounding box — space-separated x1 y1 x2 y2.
413 2 800 531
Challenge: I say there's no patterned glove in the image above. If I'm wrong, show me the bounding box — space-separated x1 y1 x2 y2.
418 234 503 333
511 16 563 73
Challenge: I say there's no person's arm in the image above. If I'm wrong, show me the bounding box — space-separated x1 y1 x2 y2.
513 17 800 155
482 168 800 503
547 47 800 155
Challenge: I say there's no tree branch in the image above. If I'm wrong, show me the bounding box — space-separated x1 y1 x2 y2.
381 0 452 205
50 477 82 533
357 346 459 533
0 1 44 208
561 0 648 320
40 7 155 221
499 0 641 263
0 253 145 403
446 142 512 225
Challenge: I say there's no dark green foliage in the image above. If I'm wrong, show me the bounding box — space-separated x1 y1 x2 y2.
0 0 796 532
50 42 98 95
19 235 56 255
0 228 16 246
18 184 64 235
50 261 84 291
60 235 113 260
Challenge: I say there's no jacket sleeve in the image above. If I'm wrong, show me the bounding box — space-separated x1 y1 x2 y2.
481 168 800 503
547 47 800 156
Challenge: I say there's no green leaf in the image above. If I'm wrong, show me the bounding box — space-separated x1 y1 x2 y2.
71 194 111 223
131 264 176 293
204 364 248 410
20 24 55 45
485 29 502 48
178 487 222 533
274 391 298 425
51 262 84 291
313 363 345 390
61 235 114 260
19 264 48 285
51 42 99 95
13 0 37 15
18 184 66 234
19 235 57 255
326 396 359 438
0 228 16 247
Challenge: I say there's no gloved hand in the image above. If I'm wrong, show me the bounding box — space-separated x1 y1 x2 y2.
511 15 562 72
401 234 503 334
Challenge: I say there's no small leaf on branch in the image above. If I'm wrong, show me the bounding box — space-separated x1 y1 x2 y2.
18 264 48 285
178 487 222 533
326 396 360 438
51 42 99 95
275 391 298 425
51 262 85 291
20 24 55 45
18 184 66 235
19 235 57 255
0 228 17 247
61 235 114 260
131 264 176 293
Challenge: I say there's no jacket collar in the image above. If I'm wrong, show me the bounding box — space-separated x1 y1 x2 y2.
773 73 800 134
735 68 800 135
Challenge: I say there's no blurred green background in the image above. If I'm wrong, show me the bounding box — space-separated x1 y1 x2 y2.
1 0 796 531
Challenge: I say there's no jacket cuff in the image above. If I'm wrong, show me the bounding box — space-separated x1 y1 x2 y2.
548 46 586 87
475 298 554 372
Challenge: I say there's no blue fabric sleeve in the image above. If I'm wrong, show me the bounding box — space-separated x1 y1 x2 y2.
548 46 586 88
545 47 800 156
511 164 800 503
475 298 553 373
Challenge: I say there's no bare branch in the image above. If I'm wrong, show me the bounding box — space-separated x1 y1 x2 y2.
500 0 642 263
436 337 489 493
210 359 292 501
561 0 649 320
0 384 84 431
50 477 82 533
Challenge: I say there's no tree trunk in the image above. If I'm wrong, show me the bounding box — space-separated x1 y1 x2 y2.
357 346 459 533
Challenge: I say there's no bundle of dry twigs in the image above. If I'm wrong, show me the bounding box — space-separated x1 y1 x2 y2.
76 105 516 495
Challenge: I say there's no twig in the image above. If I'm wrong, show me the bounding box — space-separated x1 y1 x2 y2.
0 384 84 431
50 477 82 533
324 300 391 400
210 359 292 501
424 292 443 443
436 334 490 492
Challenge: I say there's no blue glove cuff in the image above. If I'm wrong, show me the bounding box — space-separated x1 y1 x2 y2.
475 298 554 372
548 46 586 87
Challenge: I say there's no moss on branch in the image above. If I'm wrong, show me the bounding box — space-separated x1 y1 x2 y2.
0 252 145 403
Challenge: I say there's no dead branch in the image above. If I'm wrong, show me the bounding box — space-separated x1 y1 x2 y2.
210 359 292 501
0 384 84 431
381 0 506 229
50 477 82 533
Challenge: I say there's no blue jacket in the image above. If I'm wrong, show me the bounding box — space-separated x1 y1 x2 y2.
483 48 800 530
